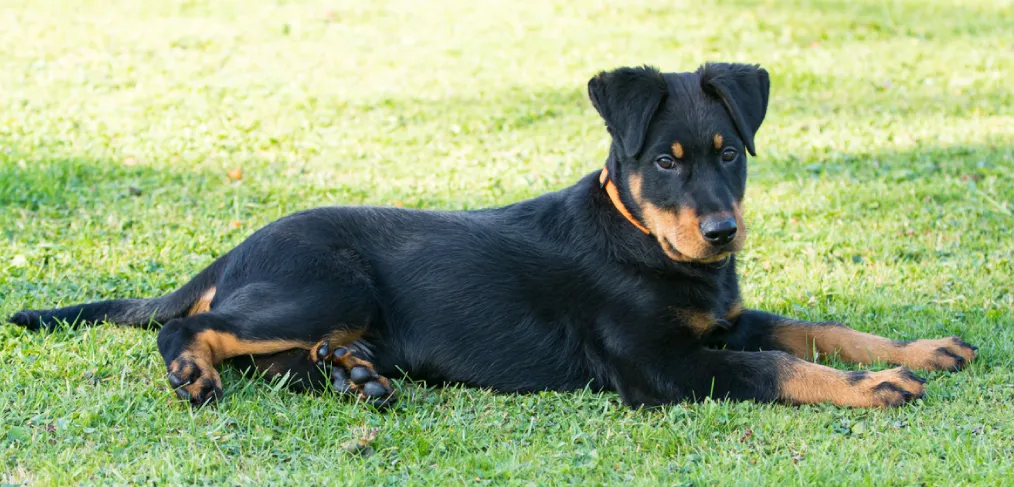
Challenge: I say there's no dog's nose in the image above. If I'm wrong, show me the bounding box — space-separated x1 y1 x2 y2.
700 216 737 246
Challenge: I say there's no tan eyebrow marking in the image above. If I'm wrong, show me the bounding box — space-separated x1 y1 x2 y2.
672 142 684 159
713 133 724 149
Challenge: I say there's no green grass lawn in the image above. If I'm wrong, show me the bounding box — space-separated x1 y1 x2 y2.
2 0 1013 484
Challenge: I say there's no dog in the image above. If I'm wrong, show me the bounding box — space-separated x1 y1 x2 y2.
9 62 978 409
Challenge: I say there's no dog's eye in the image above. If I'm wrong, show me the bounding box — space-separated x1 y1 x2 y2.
721 148 738 163
655 155 676 169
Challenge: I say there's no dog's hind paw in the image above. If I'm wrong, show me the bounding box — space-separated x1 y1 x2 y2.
312 342 397 410
167 354 223 407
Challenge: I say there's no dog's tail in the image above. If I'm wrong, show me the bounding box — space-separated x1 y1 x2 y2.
7 254 229 331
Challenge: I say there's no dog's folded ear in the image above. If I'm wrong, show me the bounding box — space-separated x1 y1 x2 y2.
588 66 668 159
698 63 770 157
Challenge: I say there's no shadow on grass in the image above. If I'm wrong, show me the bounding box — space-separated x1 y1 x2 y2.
0 154 229 212
3 142 1009 221
2 61 1010 209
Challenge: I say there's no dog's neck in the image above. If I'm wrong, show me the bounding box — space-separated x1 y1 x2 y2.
598 167 650 235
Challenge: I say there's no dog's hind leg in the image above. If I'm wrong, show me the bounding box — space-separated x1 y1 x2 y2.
156 309 316 406
229 349 331 393
228 341 396 409
156 264 390 407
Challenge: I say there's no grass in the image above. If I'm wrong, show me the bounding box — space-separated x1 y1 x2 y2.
2 0 1013 484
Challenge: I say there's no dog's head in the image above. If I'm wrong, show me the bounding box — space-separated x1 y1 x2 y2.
589 63 769 263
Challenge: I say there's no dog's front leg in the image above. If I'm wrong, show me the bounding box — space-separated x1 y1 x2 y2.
721 309 977 372
643 348 925 408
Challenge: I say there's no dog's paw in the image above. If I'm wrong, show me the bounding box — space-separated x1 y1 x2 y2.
853 367 926 408
312 342 397 410
167 354 223 407
897 337 977 371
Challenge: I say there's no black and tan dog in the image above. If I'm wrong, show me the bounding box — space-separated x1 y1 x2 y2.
10 63 977 409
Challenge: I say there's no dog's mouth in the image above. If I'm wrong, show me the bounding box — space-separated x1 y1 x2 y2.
660 237 737 264
651 207 746 264
642 212 744 264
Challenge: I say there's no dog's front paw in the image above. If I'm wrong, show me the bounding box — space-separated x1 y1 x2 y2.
852 367 926 408
896 337 977 371
780 360 927 408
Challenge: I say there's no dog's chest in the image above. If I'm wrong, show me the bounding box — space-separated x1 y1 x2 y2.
663 306 730 339
645 274 739 341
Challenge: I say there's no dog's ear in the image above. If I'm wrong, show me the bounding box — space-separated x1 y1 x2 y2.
698 63 770 156
588 65 668 159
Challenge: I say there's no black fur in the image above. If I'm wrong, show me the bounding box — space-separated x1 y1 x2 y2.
9 258 225 331
698 63 770 156
588 65 668 180
8 62 942 409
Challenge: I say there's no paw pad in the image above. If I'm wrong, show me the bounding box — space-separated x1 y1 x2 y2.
312 342 396 409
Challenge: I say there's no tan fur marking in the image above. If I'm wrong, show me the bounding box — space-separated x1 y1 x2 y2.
672 142 684 159
193 330 313 365
177 360 196 380
629 173 686 261
772 322 976 370
309 328 367 362
325 328 366 348
600 168 650 234
628 171 644 199
730 201 747 251
640 202 711 262
725 300 744 321
186 287 217 316
170 328 365 401
628 174 746 262
713 133 724 149
674 207 707 256
897 337 977 369
778 360 924 407
674 309 718 337
170 353 220 399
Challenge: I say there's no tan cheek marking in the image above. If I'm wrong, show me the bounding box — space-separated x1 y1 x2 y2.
713 133 724 149
630 172 723 262
630 174 687 261
673 207 712 259
672 142 684 159
628 172 644 203
729 201 747 251
628 173 671 245
186 287 217 316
